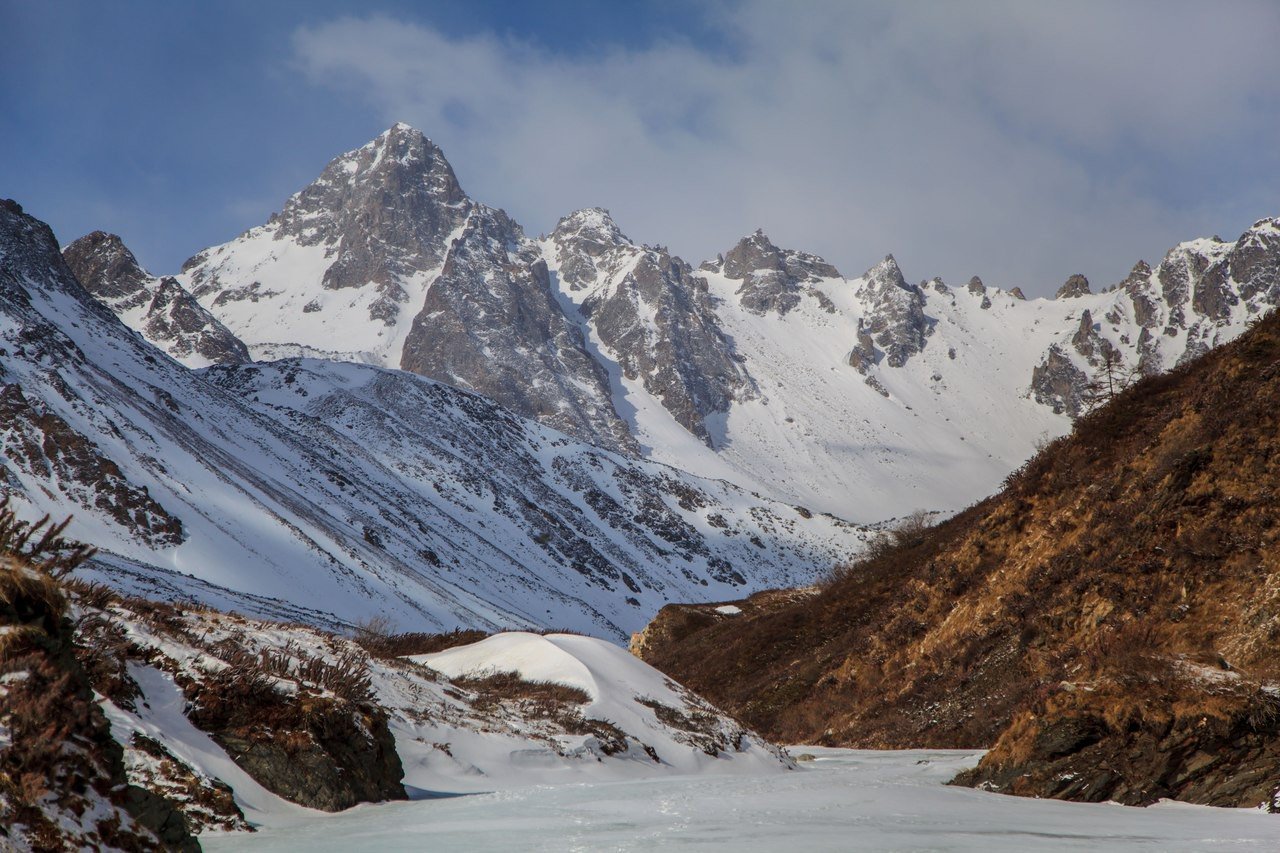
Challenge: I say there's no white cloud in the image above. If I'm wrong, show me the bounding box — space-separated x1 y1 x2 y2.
292 1 1280 295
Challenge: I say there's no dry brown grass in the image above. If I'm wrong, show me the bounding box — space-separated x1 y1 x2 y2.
354 624 489 659
639 312 1280 758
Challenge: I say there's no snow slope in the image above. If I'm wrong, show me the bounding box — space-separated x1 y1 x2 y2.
0 199 867 641
414 632 787 783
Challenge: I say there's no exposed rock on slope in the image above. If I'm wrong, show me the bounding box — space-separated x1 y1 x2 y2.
61 578 793 839
1055 274 1092 299
0 516 196 852
850 255 931 370
546 209 755 446
63 231 249 367
399 204 633 451
706 229 839 316
638 311 1280 809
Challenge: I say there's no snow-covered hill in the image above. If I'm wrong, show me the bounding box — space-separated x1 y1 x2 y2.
99 610 791 831
0 199 866 641
132 125 1280 520
6 566 789 848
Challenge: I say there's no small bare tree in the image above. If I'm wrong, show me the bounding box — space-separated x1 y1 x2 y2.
1082 349 1140 412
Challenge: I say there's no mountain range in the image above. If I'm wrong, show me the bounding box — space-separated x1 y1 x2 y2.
4 123 1279 644
72 123 1280 521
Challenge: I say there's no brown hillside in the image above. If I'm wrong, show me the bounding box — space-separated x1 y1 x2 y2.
637 312 1280 808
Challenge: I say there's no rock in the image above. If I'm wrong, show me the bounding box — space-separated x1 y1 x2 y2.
1030 344 1091 416
549 209 756 446
855 255 932 369
1009 286 1027 300
401 205 635 452
212 706 405 812
1032 715 1107 759
1055 274 1092 299
1230 218 1280 302
719 229 841 315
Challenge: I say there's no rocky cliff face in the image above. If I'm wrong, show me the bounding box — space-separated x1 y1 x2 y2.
63 231 249 367
400 205 633 451
547 209 755 446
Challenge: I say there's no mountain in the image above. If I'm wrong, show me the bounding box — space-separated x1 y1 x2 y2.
636 311 1280 809
122 125 1280 521
0 198 866 642
177 123 632 452
62 230 250 367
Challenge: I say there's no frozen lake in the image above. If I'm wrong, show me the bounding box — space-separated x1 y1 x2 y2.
203 749 1280 851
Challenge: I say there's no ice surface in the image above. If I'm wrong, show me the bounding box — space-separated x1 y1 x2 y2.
202 748 1280 851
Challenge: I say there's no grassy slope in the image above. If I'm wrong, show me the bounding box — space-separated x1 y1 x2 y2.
638 312 1280 806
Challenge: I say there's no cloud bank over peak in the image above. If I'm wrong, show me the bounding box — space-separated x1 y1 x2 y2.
292 2 1279 295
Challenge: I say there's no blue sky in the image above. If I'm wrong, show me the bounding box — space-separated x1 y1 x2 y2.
4 1 1279 295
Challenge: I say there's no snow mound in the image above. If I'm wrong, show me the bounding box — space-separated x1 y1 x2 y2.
416 633 599 698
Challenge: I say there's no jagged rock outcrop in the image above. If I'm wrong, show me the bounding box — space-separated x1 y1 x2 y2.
1030 345 1092 416
1055 274 1092 299
709 229 839 315
1069 309 1120 366
966 276 992 309
63 231 250 367
548 209 756 446
400 205 633 451
851 255 932 369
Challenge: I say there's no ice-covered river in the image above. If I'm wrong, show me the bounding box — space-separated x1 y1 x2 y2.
203 749 1280 851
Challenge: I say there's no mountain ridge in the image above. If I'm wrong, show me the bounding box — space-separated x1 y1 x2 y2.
84 124 1280 520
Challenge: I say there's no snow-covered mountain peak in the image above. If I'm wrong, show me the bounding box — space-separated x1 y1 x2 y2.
546 207 637 292
860 254 909 292
551 207 631 246
267 122 469 262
